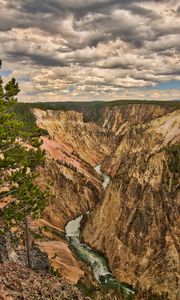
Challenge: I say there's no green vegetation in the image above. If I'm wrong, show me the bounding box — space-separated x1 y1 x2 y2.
11 102 38 133
0 74 46 268
11 102 48 135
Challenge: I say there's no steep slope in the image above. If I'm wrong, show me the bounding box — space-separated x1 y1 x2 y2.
36 159 103 231
31 154 104 284
31 104 179 299
27 108 113 284
82 109 180 299
96 104 172 134
33 109 116 166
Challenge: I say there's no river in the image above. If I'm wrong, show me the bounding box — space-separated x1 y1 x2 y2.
65 165 134 297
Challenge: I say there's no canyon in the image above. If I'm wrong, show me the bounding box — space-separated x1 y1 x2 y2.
30 103 179 299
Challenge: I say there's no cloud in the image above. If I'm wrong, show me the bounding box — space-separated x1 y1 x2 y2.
0 0 179 102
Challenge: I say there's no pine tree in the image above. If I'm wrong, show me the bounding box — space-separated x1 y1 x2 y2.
0 63 46 268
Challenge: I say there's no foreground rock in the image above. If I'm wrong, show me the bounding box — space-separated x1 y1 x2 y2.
0 262 84 300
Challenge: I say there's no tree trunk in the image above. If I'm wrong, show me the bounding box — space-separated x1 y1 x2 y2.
24 216 31 268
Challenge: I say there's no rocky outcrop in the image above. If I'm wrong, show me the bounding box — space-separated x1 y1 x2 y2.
0 262 84 300
0 235 50 272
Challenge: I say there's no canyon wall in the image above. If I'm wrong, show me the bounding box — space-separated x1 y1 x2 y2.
31 108 114 284
32 104 179 298
82 108 180 300
34 109 116 166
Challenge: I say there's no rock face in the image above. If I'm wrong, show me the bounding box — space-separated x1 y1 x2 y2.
32 104 180 299
31 108 111 284
82 108 180 300
96 104 172 134
0 263 84 300
32 158 103 284
34 109 116 166
37 159 103 231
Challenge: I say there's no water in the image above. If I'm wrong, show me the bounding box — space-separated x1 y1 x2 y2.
65 215 83 237
65 165 134 296
94 164 110 189
65 215 111 282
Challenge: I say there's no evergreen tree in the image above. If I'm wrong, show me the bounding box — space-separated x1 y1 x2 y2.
0 63 46 267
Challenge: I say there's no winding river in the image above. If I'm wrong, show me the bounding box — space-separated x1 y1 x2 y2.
65 165 134 297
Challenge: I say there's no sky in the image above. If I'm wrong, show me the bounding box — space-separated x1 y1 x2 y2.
0 0 180 102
